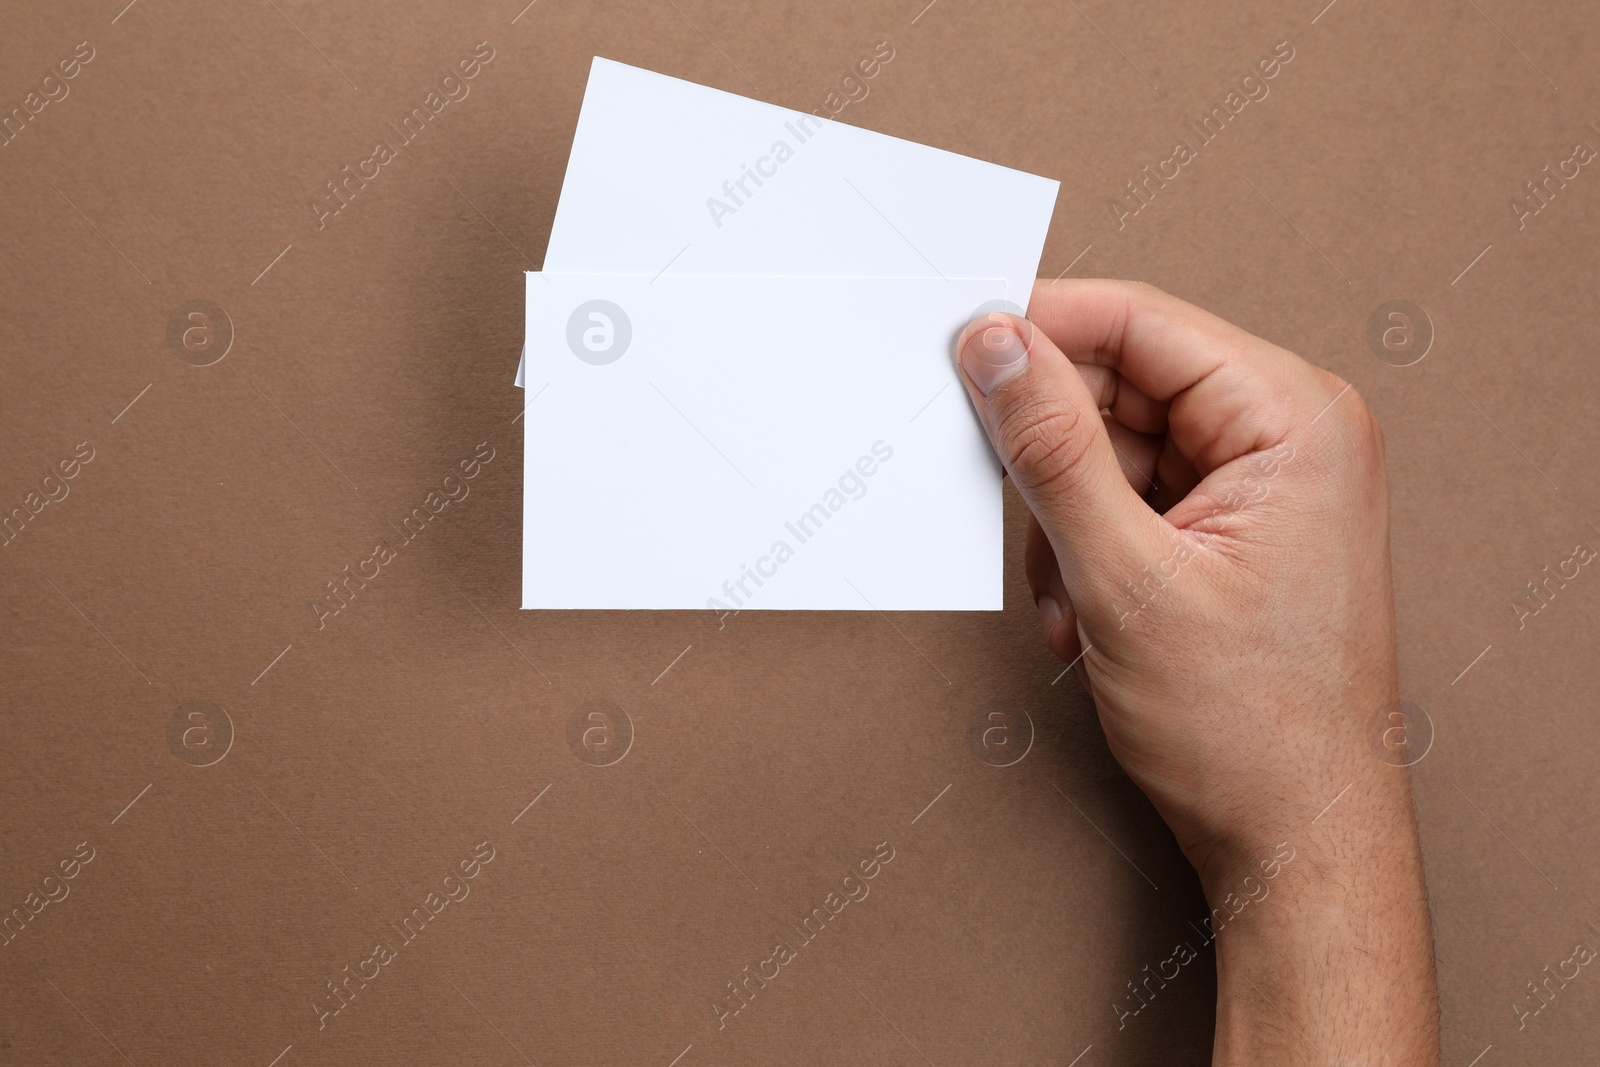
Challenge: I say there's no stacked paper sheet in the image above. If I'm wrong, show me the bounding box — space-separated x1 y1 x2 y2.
521 58 1058 610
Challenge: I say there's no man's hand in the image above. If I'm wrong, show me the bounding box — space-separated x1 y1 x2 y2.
957 280 1438 1065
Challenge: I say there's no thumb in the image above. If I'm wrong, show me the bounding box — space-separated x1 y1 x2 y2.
956 313 1170 626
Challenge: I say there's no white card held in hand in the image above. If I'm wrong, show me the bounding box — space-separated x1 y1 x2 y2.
515 57 1058 386
522 273 1008 610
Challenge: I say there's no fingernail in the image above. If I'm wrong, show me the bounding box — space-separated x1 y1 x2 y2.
962 325 1029 396
1036 593 1062 639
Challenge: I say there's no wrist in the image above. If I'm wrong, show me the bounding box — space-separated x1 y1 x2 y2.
1186 754 1420 898
1197 769 1438 1064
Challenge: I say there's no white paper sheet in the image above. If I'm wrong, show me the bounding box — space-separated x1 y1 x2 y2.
522 273 1007 610
515 57 1058 386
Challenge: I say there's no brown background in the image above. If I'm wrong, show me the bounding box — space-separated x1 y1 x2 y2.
2 0 1597 1064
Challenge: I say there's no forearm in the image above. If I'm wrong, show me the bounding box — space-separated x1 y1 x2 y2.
1206 774 1438 1065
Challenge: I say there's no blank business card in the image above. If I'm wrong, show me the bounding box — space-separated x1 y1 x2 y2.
522 273 1007 610
515 57 1058 386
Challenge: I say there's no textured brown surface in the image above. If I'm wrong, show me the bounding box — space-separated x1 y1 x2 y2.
2 1 1598 1064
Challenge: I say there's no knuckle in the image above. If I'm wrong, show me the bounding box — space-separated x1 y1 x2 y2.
1351 387 1385 443
1301 378 1390 495
1336 383 1385 457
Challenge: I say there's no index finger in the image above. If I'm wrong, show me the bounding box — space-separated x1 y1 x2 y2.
1028 279 1344 476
